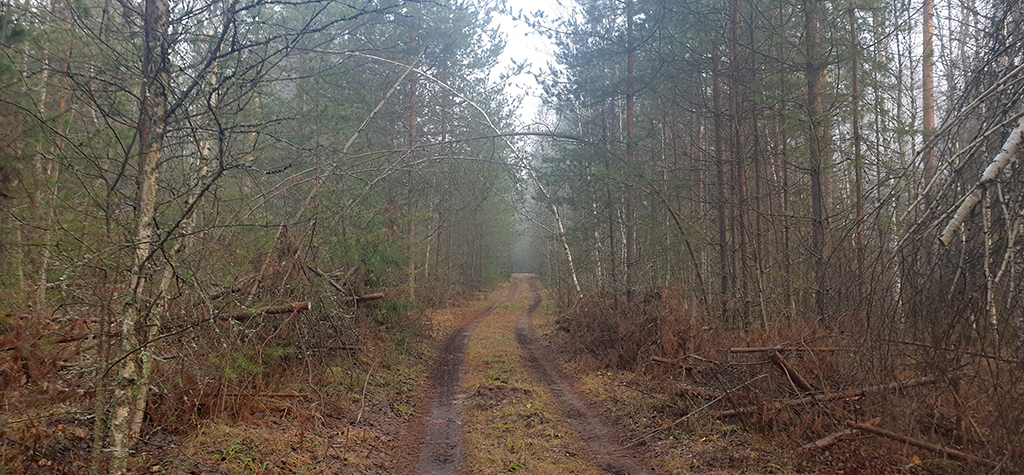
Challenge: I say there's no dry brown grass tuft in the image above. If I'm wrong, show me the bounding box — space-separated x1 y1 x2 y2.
149 416 395 474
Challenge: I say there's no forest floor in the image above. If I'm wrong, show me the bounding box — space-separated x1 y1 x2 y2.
2 275 992 474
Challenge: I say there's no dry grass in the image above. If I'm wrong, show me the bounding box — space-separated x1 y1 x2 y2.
461 284 598 474
425 291 487 341
143 414 396 475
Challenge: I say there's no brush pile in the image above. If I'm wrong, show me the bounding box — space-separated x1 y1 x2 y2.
553 291 1021 473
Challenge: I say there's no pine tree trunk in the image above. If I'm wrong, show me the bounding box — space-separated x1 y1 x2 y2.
713 43 729 321
804 0 827 325
778 3 794 318
849 6 866 313
624 0 636 302
730 0 749 324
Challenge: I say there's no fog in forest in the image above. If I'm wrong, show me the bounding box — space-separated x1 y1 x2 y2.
2 0 1023 471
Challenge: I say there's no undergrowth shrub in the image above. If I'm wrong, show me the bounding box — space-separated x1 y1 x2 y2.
551 287 1024 472
0 248 442 473
142 296 427 434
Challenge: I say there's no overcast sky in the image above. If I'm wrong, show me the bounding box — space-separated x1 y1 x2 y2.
490 0 567 126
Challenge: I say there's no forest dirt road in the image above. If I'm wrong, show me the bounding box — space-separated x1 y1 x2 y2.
515 276 650 474
412 281 520 474
403 275 652 474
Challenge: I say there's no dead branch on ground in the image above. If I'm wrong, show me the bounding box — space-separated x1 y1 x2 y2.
625 374 768 448
337 293 384 304
800 417 880 451
708 371 965 419
847 421 998 468
675 384 726 399
767 349 814 392
307 266 383 304
1 331 119 352
729 347 838 354
218 301 311 322
223 392 310 398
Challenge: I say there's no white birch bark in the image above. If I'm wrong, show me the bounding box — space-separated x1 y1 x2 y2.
940 115 1024 245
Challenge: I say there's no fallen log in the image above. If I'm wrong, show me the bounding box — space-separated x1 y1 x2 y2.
306 267 384 304
847 421 997 468
768 349 814 392
218 301 311 322
729 347 838 354
652 355 723 367
1 331 120 352
324 274 346 293
2 302 313 354
625 374 768 448
708 371 964 419
652 355 689 367
308 266 348 293
675 384 725 399
800 417 880 451
303 345 360 353
337 293 385 304
209 275 254 300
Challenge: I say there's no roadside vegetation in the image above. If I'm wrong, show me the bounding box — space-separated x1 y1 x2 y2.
548 292 1019 473
1 274 444 473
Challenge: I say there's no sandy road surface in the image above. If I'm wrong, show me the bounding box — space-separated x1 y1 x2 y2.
406 275 651 474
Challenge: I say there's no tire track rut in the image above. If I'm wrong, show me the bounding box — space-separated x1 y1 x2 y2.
515 276 651 474
414 282 519 474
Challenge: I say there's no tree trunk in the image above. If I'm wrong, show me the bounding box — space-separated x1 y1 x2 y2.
804 0 828 325
778 2 794 318
849 5 865 311
921 0 936 187
29 1 67 311
607 147 618 308
408 23 419 299
624 0 636 302
730 0 749 324
747 15 768 328
713 43 729 321
107 0 170 471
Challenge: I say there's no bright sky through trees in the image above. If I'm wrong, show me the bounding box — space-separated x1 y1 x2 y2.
492 0 562 125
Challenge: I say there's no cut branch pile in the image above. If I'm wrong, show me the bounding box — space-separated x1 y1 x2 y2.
649 350 994 467
847 421 998 468
308 265 385 305
1 331 119 353
799 417 880 450
706 371 962 419
767 348 814 392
